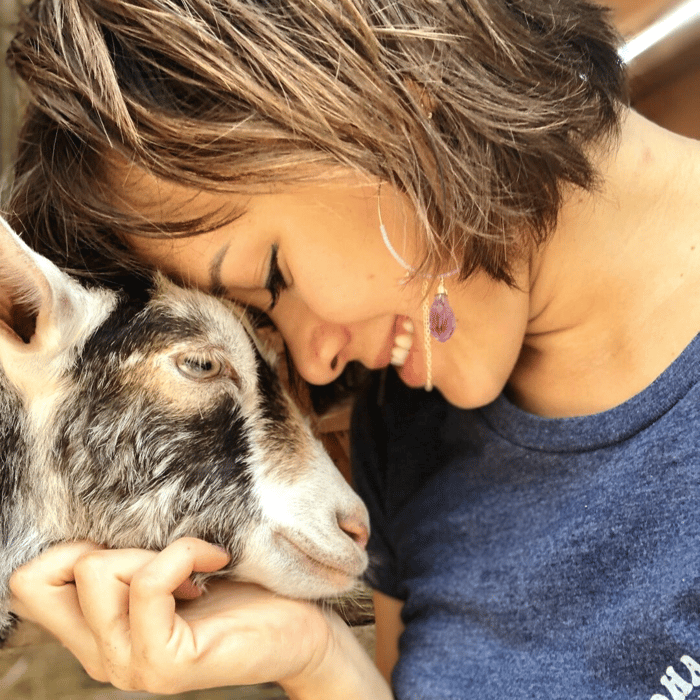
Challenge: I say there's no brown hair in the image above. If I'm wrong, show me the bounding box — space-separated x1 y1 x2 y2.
5 0 627 288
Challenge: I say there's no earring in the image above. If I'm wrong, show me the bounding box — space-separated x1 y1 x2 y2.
377 184 458 344
429 277 456 342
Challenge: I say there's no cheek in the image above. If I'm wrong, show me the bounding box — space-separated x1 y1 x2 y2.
287 216 413 322
293 265 409 324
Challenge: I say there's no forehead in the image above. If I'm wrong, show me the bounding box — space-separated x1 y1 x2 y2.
128 228 226 291
81 281 250 357
108 157 382 293
107 161 251 288
109 158 248 222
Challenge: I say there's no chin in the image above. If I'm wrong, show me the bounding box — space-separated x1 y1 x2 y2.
395 351 510 409
434 376 506 410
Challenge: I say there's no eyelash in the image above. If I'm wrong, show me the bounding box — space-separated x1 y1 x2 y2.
265 243 288 310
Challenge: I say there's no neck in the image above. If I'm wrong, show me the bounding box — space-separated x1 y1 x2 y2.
508 109 700 417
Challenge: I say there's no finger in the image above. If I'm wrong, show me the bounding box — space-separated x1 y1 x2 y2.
72 547 165 688
73 547 158 644
128 538 230 651
9 542 106 677
10 541 105 595
172 577 205 600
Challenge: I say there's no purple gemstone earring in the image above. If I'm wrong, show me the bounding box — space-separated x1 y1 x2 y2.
429 278 456 342
377 184 458 344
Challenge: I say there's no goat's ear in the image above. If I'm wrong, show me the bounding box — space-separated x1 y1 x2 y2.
0 216 84 350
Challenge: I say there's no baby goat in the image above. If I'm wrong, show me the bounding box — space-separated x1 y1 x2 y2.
0 217 368 643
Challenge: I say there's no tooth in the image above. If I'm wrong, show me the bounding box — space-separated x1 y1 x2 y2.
403 318 414 333
394 333 413 350
391 346 409 366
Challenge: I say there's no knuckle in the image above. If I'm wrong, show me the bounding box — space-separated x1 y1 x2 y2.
128 652 182 695
82 662 110 684
73 550 107 581
108 675 139 692
102 660 140 692
143 679 177 695
129 569 162 600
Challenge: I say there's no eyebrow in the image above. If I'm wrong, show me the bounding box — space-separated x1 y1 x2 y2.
208 243 230 297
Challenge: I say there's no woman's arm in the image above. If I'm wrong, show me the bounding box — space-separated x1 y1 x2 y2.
9 538 393 699
373 589 405 684
280 608 393 700
281 589 404 698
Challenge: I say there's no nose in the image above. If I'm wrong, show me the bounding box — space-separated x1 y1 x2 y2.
270 296 351 386
337 509 370 550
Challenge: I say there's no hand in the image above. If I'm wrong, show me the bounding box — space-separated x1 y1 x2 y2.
9 538 333 694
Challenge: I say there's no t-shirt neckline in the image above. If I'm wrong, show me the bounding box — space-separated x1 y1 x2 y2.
478 332 700 452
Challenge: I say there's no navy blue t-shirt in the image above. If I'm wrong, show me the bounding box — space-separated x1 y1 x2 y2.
352 334 700 700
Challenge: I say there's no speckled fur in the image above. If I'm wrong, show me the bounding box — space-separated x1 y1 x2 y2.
0 218 368 644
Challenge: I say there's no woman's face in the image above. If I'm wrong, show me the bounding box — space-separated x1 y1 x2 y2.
118 166 531 409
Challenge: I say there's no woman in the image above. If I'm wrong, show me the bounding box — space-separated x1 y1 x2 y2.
4 0 700 697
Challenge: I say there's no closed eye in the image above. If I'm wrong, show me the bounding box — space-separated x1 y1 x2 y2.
265 243 288 310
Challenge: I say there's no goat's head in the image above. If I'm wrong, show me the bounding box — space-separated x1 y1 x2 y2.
0 217 369 607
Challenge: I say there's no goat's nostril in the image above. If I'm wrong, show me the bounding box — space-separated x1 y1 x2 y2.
337 512 369 549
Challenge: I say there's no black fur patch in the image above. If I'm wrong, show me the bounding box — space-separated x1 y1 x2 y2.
255 350 289 427
79 293 203 361
52 294 259 562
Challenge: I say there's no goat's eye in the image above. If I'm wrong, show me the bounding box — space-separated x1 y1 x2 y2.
175 353 223 380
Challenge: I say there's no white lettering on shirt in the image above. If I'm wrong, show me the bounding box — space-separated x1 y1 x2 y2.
650 654 700 700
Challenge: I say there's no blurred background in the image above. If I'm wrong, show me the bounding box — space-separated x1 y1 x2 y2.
1 0 20 185
1 0 700 698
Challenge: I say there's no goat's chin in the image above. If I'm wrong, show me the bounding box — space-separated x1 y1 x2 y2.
229 532 368 600
271 570 360 601
275 531 366 595
193 563 359 600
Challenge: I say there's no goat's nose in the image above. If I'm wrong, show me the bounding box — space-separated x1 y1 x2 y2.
337 511 369 550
